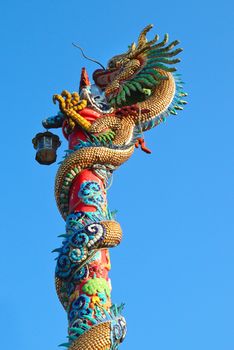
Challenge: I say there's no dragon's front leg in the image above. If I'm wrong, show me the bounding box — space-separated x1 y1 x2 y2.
53 91 91 132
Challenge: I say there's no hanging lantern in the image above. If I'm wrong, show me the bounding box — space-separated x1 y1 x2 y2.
32 131 61 165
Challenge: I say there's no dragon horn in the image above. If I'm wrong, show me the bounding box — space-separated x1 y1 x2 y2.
138 24 154 47
135 24 159 53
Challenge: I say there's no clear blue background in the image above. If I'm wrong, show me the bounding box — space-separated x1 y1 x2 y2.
1 0 233 349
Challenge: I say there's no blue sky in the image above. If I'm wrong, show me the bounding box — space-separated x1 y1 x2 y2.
1 0 234 349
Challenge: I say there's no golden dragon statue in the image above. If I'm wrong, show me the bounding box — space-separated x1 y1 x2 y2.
34 24 187 350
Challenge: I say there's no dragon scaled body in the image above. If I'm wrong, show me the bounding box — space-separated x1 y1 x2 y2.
38 24 187 350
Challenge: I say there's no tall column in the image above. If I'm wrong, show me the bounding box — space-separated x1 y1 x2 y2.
54 127 126 350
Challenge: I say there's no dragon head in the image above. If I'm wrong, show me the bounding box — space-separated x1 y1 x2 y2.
93 24 183 109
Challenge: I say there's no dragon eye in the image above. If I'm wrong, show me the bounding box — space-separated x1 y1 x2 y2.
108 60 116 69
115 61 122 68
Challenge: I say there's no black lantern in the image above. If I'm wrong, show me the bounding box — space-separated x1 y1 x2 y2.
32 131 61 165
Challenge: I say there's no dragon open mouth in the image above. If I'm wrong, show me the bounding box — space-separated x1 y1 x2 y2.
93 68 120 90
